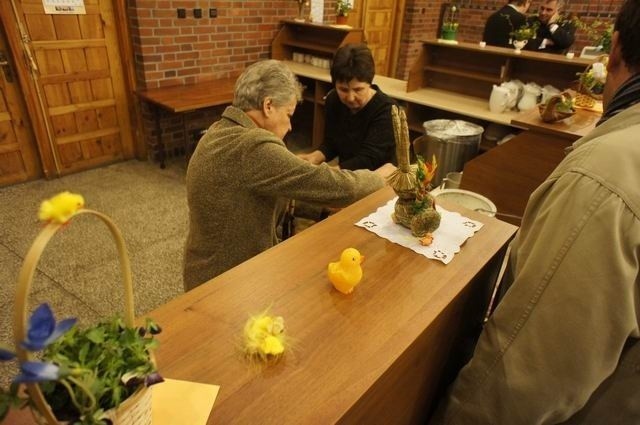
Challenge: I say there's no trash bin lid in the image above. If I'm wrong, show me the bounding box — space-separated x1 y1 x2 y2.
423 120 484 140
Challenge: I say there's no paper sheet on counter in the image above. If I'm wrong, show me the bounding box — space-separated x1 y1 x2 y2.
153 378 220 425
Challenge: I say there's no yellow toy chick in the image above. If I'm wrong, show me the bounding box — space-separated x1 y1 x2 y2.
243 312 286 361
328 248 364 294
38 191 85 224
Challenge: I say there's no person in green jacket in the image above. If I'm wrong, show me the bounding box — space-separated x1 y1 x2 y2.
433 0 640 423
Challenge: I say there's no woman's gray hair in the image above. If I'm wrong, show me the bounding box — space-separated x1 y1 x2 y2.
233 60 303 111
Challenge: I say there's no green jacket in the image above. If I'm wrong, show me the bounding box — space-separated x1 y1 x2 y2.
183 106 384 291
437 103 640 424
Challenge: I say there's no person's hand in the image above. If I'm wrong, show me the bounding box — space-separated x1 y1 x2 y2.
297 150 326 165
374 163 397 179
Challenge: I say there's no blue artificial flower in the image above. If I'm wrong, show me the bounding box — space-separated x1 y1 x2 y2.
21 303 77 352
13 361 61 383
0 345 15 361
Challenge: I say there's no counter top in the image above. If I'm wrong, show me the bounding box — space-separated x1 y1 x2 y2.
511 106 601 141
149 186 516 424
422 39 594 66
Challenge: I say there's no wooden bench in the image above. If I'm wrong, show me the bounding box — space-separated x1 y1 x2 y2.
136 78 236 168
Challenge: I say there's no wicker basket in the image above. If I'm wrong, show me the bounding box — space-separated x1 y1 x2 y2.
14 209 153 425
538 92 576 123
576 55 608 101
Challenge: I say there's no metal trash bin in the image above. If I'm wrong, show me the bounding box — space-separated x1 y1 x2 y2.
414 120 484 187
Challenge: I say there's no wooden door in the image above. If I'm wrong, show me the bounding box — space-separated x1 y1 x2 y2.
350 0 405 77
0 0 134 178
0 24 41 186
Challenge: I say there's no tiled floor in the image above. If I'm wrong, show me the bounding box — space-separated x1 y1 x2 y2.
0 159 188 384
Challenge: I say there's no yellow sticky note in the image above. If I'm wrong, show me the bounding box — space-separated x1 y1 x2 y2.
152 378 220 425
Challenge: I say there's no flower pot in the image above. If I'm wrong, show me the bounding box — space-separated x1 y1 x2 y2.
336 15 348 25
513 39 528 54
441 28 457 40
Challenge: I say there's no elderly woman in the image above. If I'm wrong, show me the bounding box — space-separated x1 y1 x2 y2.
184 60 393 291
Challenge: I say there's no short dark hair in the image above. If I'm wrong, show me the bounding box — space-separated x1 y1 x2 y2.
615 0 640 72
330 43 375 85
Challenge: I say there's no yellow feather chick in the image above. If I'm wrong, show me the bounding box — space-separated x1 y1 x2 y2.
243 312 286 361
38 191 85 224
328 248 364 295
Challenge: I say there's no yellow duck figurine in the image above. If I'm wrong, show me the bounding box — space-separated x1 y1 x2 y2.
38 191 85 224
328 248 364 294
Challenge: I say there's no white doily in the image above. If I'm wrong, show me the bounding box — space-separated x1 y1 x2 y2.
355 198 484 264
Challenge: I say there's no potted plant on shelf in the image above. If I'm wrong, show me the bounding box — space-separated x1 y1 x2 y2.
294 0 310 22
335 0 352 25
0 192 163 425
441 5 459 41
509 21 539 53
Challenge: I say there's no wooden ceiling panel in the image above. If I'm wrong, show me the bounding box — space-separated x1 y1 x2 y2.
52 15 82 40
75 110 98 133
24 14 55 41
51 112 78 137
0 151 26 180
96 106 117 128
43 83 71 107
61 48 88 73
0 121 16 145
35 49 64 76
78 14 104 39
68 80 93 103
58 141 83 166
91 78 114 100
86 47 109 71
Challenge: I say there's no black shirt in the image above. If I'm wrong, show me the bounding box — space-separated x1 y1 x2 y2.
319 85 397 171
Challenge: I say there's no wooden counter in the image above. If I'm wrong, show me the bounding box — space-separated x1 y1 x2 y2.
511 106 601 141
150 187 516 424
460 131 573 226
7 187 516 424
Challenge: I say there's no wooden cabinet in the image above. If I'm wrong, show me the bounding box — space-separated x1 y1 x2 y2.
272 21 364 149
271 20 365 63
408 40 593 100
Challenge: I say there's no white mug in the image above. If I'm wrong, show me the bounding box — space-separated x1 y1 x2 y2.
441 172 463 189
489 85 510 113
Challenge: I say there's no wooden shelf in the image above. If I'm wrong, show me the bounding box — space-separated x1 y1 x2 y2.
423 65 501 84
272 21 364 148
409 40 594 100
281 40 336 54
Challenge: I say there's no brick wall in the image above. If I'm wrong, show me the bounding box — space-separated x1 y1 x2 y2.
128 0 299 160
396 0 621 80
128 1 621 161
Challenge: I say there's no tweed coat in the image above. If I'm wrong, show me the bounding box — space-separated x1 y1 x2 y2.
183 106 385 290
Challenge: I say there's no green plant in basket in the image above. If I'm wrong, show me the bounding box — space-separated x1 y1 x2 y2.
1 304 163 424
1 191 163 425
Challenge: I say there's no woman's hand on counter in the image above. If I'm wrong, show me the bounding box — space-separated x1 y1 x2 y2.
298 150 326 165
375 163 397 179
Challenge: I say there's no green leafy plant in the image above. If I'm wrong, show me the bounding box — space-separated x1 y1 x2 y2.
509 21 540 41
442 5 459 31
572 18 614 53
335 0 352 17
0 304 162 424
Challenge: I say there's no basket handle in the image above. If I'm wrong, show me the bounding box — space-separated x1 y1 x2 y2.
13 209 134 425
